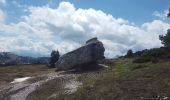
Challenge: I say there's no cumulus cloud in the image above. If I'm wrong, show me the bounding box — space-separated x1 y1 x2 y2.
0 0 6 5
0 9 5 22
153 10 169 20
0 1 170 57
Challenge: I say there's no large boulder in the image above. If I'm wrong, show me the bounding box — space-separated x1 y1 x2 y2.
55 37 105 70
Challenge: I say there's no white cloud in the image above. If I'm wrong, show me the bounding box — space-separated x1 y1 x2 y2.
142 20 170 35
0 0 6 5
153 10 169 20
0 9 5 22
0 1 170 57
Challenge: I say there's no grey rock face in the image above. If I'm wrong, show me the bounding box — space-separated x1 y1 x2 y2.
55 37 105 70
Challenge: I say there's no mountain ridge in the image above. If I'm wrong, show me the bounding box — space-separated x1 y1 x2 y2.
0 52 50 66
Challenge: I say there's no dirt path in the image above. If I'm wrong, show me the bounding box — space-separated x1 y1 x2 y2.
0 64 106 100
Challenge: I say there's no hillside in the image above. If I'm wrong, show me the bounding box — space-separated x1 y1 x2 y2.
0 52 50 66
0 58 170 100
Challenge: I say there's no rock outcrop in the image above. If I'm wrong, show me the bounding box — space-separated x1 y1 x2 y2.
55 37 105 71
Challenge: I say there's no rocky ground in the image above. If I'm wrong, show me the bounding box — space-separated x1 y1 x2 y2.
0 64 105 100
1 59 170 100
0 71 76 100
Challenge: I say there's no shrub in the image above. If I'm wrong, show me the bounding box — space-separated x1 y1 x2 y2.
133 57 151 63
131 65 147 70
142 48 166 58
151 58 159 63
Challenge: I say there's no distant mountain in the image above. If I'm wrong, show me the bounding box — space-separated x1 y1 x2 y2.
0 52 50 66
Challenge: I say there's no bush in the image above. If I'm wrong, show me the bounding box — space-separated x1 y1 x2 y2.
133 57 151 63
151 58 159 63
131 65 147 70
142 48 166 58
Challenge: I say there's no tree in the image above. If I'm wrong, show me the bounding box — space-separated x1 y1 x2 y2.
159 29 170 48
49 50 60 68
126 49 133 58
168 9 170 17
159 9 170 48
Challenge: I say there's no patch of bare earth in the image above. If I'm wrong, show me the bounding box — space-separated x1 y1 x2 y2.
26 70 104 100
0 64 105 100
0 71 64 100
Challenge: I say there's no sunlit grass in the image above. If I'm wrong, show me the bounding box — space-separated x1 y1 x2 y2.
0 65 49 84
67 59 170 100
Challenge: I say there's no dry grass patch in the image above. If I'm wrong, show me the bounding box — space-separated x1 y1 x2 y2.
0 64 50 84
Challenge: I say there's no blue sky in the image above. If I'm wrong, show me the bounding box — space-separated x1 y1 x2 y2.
0 0 170 57
2 0 170 24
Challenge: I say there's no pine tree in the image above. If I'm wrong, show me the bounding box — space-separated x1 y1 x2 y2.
49 50 60 68
159 9 170 48
126 49 133 58
159 29 170 48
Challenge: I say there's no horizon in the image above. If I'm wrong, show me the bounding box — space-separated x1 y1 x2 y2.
0 0 170 58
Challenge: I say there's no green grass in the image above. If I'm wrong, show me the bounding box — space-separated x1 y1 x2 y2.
67 59 170 100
